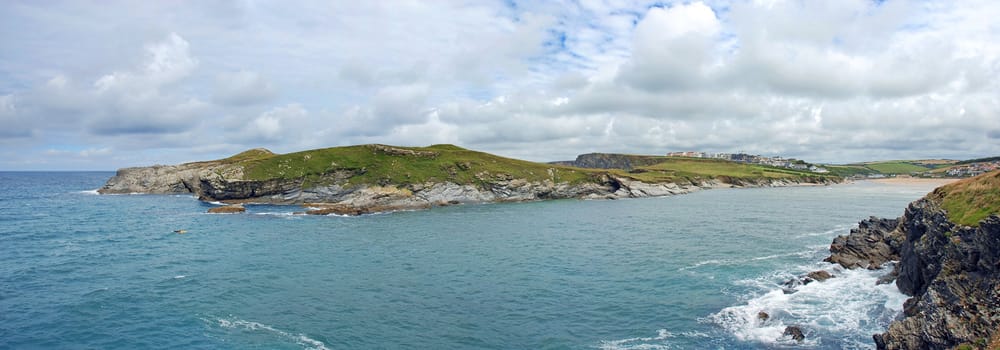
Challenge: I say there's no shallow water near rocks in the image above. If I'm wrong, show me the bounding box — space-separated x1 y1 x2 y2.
1 172 941 349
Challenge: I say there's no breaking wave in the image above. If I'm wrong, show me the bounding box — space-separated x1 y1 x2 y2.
708 263 906 349
212 316 329 350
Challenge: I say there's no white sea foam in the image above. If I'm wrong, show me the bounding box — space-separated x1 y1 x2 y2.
599 329 709 350
749 251 804 261
214 317 329 350
253 212 300 216
76 189 100 195
708 264 906 348
173 275 186 279
677 259 729 271
599 329 673 350
252 212 304 219
680 249 822 272
795 224 853 238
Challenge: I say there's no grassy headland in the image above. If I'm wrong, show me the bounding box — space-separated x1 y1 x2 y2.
239 144 595 187
931 170 1000 226
198 144 839 189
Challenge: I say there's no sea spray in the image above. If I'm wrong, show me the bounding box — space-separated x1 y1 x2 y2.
709 263 906 348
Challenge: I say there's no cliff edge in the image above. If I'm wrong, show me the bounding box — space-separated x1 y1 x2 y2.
827 171 1000 349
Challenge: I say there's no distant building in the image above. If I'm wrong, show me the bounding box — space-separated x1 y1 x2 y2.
665 150 833 173
666 151 707 158
809 165 829 173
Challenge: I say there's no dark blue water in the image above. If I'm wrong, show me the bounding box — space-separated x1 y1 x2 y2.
0 172 940 349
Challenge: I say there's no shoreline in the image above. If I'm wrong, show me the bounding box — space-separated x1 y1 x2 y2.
859 178 958 186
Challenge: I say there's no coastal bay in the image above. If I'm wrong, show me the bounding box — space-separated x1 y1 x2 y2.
1 171 944 349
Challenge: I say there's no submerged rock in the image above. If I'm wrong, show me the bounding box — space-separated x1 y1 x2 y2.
805 270 833 282
207 204 245 214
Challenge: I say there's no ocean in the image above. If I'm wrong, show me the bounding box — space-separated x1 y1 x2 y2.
0 172 940 349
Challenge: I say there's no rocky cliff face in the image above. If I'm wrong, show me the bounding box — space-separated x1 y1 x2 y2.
877 199 1000 350
825 216 902 270
551 153 667 170
97 162 244 195
827 196 1000 349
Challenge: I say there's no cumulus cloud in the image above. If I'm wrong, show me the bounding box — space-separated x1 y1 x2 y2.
241 104 309 142
0 94 31 139
617 2 722 91
213 70 276 105
85 33 208 135
0 1 998 169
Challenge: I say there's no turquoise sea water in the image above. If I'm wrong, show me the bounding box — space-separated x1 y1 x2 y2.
1 172 941 349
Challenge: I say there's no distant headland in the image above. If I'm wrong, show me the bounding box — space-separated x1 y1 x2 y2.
97 144 840 215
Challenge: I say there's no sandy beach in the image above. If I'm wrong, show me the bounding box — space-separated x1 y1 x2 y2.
864 177 959 186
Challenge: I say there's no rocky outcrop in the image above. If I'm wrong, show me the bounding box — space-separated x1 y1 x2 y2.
784 326 806 342
295 176 720 216
550 153 668 170
825 217 902 269
874 200 1000 350
207 204 246 214
97 162 244 195
827 197 1000 349
806 270 833 282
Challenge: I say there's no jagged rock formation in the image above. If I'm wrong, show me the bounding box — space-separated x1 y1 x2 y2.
550 153 669 170
875 201 1000 350
825 216 902 269
826 172 1000 349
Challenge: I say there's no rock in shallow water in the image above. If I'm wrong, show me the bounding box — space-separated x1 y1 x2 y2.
805 270 833 282
207 204 245 214
783 326 805 342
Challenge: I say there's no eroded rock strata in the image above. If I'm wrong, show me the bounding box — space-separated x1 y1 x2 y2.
827 189 1000 349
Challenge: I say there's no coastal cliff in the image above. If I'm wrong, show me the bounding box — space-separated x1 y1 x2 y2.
826 171 1000 349
99 144 839 214
550 153 669 170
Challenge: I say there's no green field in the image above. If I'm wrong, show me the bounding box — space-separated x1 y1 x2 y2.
823 165 876 177
626 158 828 183
861 162 932 174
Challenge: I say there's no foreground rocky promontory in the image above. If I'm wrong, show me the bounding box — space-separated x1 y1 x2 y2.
98 144 838 214
826 171 1000 349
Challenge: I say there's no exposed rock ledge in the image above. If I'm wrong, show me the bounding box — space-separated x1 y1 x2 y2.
826 197 1000 349
98 160 835 215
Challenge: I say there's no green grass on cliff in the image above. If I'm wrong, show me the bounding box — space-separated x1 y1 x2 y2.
932 170 1000 226
239 144 595 187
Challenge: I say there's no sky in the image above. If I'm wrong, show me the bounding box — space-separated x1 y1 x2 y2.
1 0 999 170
